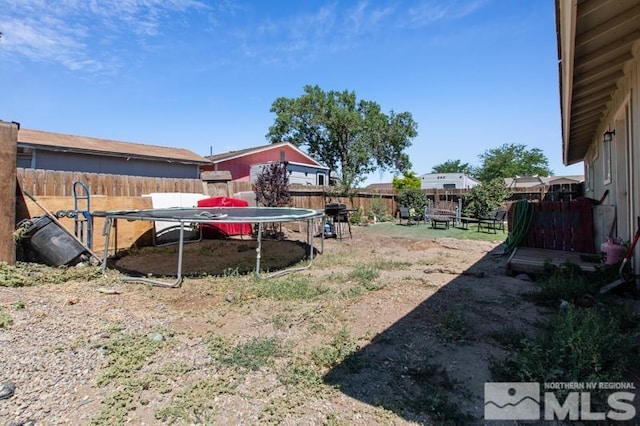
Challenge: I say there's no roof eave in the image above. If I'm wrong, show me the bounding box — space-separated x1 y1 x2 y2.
557 0 578 166
18 142 211 165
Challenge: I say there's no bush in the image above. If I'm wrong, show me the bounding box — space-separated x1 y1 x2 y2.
462 178 510 218
530 261 610 306
396 188 427 213
368 197 388 218
490 305 638 386
253 163 291 207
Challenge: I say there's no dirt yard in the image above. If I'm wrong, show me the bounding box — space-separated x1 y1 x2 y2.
0 224 552 425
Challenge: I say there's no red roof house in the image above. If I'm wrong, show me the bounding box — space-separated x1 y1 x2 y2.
203 142 328 184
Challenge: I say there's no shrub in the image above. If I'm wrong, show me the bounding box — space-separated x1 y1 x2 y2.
368 197 388 219
396 188 427 213
253 162 291 207
462 178 510 218
490 305 639 409
530 261 601 306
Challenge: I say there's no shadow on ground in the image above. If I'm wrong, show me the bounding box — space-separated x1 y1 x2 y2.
110 237 313 277
323 245 543 424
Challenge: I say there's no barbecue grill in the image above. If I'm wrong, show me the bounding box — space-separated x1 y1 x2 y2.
324 203 352 239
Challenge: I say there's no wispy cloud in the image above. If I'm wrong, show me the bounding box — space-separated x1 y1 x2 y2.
0 0 490 73
232 0 487 66
407 0 488 27
237 1 399 66
0 0 208 73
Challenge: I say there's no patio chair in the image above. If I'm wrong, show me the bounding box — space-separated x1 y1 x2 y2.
477 210 508 234
397 207 421 225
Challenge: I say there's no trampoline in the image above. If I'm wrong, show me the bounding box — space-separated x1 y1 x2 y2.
93 207 325 287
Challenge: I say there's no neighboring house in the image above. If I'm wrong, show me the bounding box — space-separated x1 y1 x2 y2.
504 176 545 190
204 142 329 185
556 0 640 262
249 161 329 186
504 175 584 190
17 129 210 179
364 183 394 192
420 173 480 190
505 175 584 201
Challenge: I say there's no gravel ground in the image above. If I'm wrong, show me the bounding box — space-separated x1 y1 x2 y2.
0 274 196 425
0 226 544 425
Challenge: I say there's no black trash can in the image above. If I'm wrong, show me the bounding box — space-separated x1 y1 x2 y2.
21 216 88 266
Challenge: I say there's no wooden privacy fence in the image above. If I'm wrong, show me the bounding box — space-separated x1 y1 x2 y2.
229 182 398 215
18 168 582 222
517 200 595 253
16 170 398 215
17 168 204 197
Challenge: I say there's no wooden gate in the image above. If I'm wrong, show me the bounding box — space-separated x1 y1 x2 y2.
518 200 595 253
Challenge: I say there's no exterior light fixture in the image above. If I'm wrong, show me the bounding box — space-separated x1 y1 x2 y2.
603 129 615 143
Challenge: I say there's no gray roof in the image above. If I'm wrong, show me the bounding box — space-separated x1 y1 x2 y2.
19 129 211 164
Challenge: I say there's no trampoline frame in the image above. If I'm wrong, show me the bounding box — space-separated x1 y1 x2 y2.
93 207 326 287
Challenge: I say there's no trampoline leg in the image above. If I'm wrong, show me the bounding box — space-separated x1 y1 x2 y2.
307 219 313 262
256 222 263 274
101 217 113 276
176 221 185 280
321 216 325 254
119 220 185 288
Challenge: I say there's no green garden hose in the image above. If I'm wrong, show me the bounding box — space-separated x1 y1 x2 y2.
503 199 535 254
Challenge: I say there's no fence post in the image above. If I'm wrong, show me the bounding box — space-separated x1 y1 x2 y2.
0 121 18 264
201 171 232 197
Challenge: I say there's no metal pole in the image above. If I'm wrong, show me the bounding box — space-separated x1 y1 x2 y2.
307 219 314 262
176 221 185 280
256 222 263 274
101 217 113 275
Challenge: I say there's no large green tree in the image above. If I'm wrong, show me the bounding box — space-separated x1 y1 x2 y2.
392 171 421 190
431 159 472 175
475 143 552 182
267 85 417 193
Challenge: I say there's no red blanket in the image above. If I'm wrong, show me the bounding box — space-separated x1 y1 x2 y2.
197 197 252 237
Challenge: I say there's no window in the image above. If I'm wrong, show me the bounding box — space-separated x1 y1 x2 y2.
17 147 34 168
585 161 593 192
317 174 325 186
603 135 612 185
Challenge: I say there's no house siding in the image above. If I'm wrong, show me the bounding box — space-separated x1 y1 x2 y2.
420 173 480 190
204 145 324 181
250 162 328 186
25 149 200 179
584 56 640 245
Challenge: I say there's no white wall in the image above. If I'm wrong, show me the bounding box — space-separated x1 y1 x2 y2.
582 53 640 267
420 173 479 190
249 162 328 186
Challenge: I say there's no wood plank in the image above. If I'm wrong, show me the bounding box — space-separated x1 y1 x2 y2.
0 123 18 264
581 201 596 253
23 169 35 196
542 202 556 249
560 201 570 251
34 169 46 197
22 196 153 254
507 246 600 275
62 171 73 197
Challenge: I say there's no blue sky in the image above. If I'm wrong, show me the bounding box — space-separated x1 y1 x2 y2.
0 0 584 184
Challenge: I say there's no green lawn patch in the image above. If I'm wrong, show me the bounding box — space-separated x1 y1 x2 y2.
363 222 507 242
